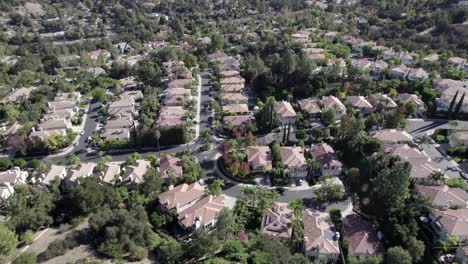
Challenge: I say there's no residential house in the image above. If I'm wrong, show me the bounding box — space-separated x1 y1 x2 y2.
372 129 413 144
108 98 137 117
157 116 186 129
220 77 245 86
247 146 273 172
100 128 131 142
260 202 293 240
207 52 228 62
407 68 429 82
159 106 187 117
310 143 343 177
167 79 192 89
158 182 206 213
221 93 248 105
448 57 467 71
384 144 438 182
223 104 249 115
223 115 256 130
275 101 297 125
298 99 321 119
177 195 225 231
99 162 122 185
382 48 397 61
0 87 36 104
54 92 81 102
122 159 151 185
39 165 67 186
345 96 374 115
29 129 67 142
159 154 183 180
398 51 418 65
221 83 245 93
280 147 308 179
0 167 28 186
88 49 111 60
0 183 14 200
396 93 426 117
423 54 440 64
104 116 135 130
38 118 71 132
449 132 468 147
435 79 468 113
322 96 346 120
220 70 240 78
432 209 468 240
303 210 340 263
351 58 373 71
388 64 409 79
415 184 468 209
368 93 398 110
164 94 191 106
164 88 191 99
66 162 96 184
371 60 388 77
343 214 384 257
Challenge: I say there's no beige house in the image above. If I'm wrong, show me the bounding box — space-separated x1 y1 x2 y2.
0 87 36 104
298 99 321 118
221 93 248 105
372 129 413 144
260 202 293 240
177 195 225 231
415 184 468 209
322 96 346 120
247 146 273 172
223 104 249 115
310 143 342 177
122 159 151 185
280 147 307 179
158 182 206 213
39 165 67 186
368 93 398 110
66 162 96 184
345 96 374 115
159 154 183 179
303 210 340 263
100 162 122 185
343 214 384 257
275 101 297 125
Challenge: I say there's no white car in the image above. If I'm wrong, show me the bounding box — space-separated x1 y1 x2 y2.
80 131 85 135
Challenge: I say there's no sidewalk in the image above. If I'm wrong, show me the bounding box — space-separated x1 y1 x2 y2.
194 74 202 139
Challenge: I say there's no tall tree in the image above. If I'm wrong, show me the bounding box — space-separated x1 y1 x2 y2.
453 92 465 119
0 224 18 258
447 91 459 119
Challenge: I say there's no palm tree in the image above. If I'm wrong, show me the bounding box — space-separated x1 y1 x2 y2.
155 129 161 159
289 199 304 253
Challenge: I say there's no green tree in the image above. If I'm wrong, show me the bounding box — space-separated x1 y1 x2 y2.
66 154 81 166
13 252 37 264
322 108 336 126
385 246 412 264
208 179 224 196
91 87 106 102
315 181 344 203
447 91 459 119
406 237 425 263
0 224 18 258
141 167 163 201
453 92 465 119
157 237 183 264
